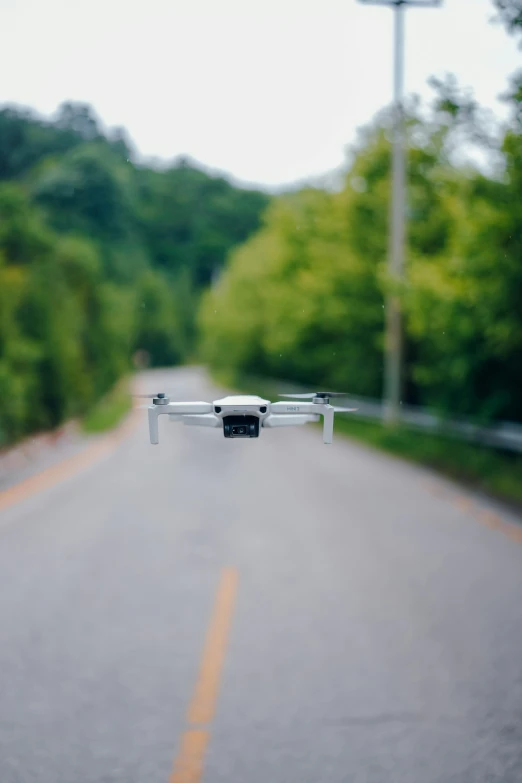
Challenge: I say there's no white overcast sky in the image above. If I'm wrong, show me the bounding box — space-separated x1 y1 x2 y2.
0 0 520 187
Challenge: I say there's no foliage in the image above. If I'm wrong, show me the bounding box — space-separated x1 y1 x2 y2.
0 102 267 446
494 0 522 39
200 64 522 426
82 379 132 434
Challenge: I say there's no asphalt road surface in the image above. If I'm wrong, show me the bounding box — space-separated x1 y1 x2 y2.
1 367 522 783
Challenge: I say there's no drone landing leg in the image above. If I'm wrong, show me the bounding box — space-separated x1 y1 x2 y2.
322 405 334 445
148 407 159 445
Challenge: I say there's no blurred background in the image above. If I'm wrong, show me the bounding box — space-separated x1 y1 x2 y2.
1 0 521 500
2 3 522 782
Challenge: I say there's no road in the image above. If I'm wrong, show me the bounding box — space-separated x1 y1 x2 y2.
0 367 522 783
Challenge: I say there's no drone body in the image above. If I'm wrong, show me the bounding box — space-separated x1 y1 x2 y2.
142 392 356 445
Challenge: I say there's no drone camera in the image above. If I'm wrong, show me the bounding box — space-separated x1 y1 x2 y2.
223 415 260 439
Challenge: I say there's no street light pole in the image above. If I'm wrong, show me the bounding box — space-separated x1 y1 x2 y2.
386 0 405 425
357 0 441 424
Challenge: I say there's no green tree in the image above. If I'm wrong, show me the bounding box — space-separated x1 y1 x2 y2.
0 103 267 445
200 74 522 426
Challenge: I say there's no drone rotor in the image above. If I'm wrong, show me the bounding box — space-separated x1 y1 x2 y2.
132 392 170 405
279 391 349 403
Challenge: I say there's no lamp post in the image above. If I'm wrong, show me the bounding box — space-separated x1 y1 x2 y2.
357 0 442 424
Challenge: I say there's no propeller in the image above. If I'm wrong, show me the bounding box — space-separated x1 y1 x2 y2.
332 406 358 412
279 391 348 399
132 392 168 399
133 392 171 407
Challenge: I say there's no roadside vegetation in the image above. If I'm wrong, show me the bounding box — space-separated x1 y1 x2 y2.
82 379 132 435
202 4 522 505
217 370 522 508
0 104 267 447
2 1 521 507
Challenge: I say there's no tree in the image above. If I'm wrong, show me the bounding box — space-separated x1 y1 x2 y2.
494 0 522 39
200 185 385 395
136 163 269 286
54 102 101 141
200 78 522 426
0 103 268 445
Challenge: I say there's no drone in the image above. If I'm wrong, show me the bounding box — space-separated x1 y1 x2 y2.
136 391 356 445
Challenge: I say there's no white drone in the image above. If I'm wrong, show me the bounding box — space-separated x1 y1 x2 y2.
136 391 356 445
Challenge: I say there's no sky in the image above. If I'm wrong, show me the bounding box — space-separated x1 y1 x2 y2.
0 0 520 188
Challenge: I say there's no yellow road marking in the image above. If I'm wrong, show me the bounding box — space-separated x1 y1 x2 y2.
169 730 209 783
424 481 522 545
479 510 502 531
187 568 238 725
508 526 522 545
170 567 239 783
454 496 522 543
455 496 473 513
0 409 140 514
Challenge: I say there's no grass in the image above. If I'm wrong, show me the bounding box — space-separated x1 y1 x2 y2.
82 380 132 434
215 370 522 509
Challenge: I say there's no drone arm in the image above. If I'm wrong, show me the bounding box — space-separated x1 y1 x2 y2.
148 406 160 445
263 414 320 428
182 414 221 428
269 401 335 443
269 402 318 415
322 404 334 445
148 401 213 444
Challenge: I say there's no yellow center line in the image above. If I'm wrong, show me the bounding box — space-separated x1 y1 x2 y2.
169 730 210 783
170 567 239 783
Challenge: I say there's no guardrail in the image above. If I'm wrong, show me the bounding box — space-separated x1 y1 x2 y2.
259 377 522 454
